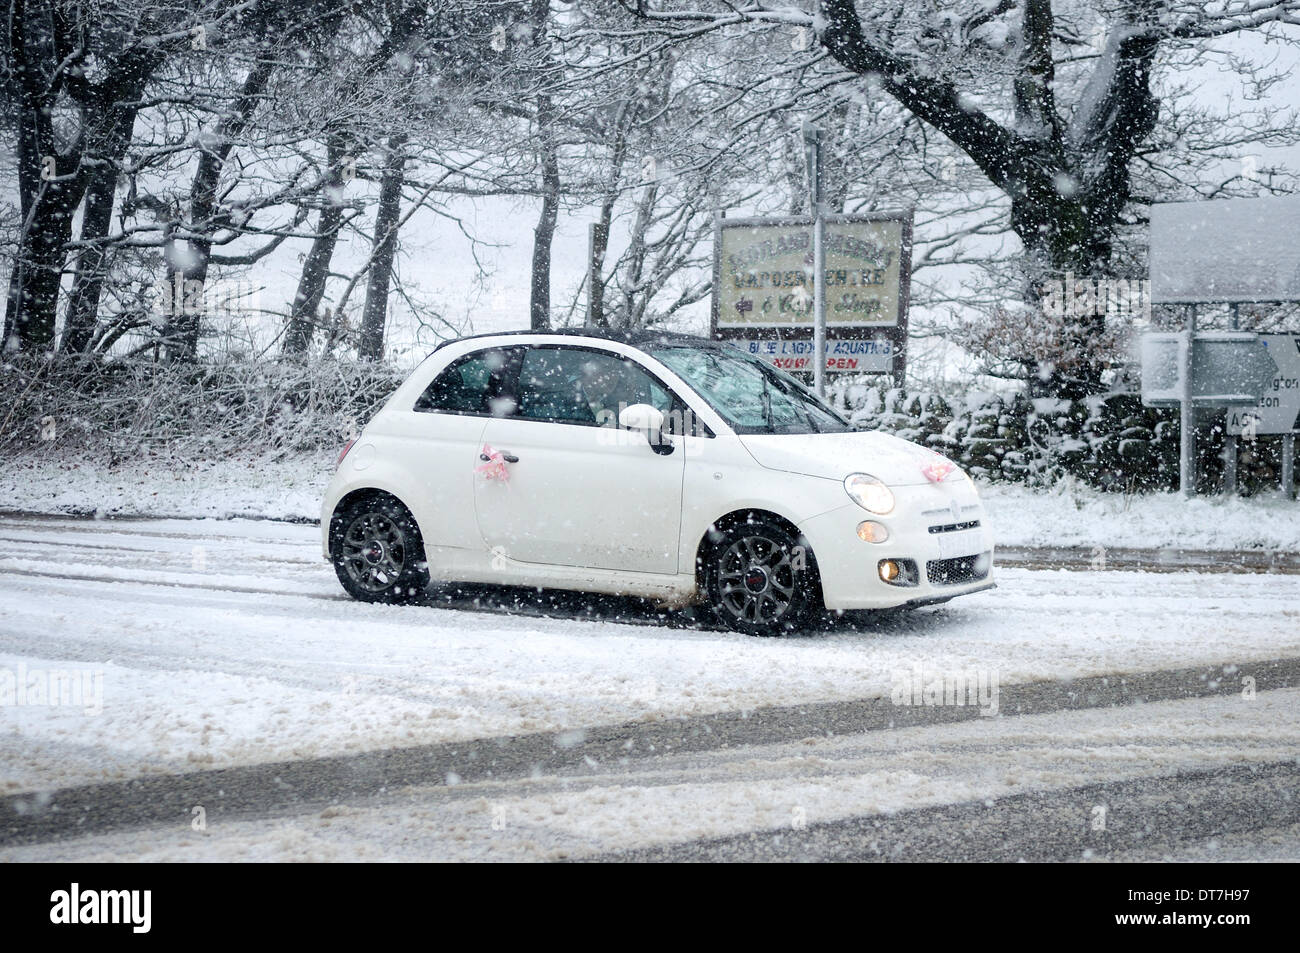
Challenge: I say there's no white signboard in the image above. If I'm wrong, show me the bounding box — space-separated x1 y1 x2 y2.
1139 332 1186 405
715 217 907 328
1227 333 1300 435
731 337 894 374
1150 196 1300 303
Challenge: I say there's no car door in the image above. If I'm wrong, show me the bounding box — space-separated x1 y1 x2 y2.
398 345 522 551
474 345 685 574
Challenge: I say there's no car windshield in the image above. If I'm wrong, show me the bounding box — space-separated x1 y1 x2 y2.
648 345 853 435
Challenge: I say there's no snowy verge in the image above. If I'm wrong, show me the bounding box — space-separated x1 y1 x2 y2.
980 479 1300 552
0 453 332 522
4 452 1299 552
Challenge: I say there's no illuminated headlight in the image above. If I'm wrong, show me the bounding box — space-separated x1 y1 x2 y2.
844 473 895 514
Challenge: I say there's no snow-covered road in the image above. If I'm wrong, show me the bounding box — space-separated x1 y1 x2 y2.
1 515 1298 790
1 516 1298 861
6 688 1299 862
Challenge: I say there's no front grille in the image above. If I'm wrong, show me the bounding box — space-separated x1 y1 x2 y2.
927 552 990 587
928 520 981 534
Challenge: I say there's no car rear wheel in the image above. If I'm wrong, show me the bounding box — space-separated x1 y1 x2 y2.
329 495 429 604
703 517 821 636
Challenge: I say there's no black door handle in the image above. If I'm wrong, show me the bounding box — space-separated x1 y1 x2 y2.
481 451 520 463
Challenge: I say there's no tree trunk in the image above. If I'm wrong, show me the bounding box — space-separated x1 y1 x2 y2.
618 180 658 329
4 184 80 352
2 0 87 352
585 100 632 329
529 95 561 332
60 168 121 354
284 1 425 355
61 100 145 354
283 139 347 356
587 221 609 328
164 59 275 362
357 135 407 361
816 0 1160 398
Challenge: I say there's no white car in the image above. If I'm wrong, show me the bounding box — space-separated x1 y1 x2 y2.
322 330 994 635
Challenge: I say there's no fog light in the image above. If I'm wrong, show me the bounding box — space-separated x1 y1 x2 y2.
857 520 889 543
878 558 920 587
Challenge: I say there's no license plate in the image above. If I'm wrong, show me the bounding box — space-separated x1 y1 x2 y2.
935 530 979 559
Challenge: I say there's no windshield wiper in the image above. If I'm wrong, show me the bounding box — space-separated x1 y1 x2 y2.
759 380 776 433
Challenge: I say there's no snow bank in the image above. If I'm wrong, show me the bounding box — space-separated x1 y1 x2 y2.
3 453 1298 552
981 480 1300 552
0 453 332 522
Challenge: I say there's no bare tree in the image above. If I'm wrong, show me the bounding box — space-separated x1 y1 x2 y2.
629 0 1300 396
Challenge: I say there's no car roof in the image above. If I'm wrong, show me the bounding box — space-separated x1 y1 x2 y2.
431 327 728 353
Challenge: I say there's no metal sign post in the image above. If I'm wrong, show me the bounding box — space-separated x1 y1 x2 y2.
1285 434 1297 500
1181 306 1196 498
1141 329 1280 498
803 122 827 397
1225 304 1239 496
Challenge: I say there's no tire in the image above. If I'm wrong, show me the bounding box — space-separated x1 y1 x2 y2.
702 516 822 636
329 494 430 604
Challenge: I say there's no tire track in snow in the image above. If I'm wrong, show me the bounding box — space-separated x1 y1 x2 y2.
7 513 1299 573
3 656 1298 848
0 564 697 629
592 760 1300 862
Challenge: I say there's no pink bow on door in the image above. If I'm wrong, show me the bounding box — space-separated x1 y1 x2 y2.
475 444 510 482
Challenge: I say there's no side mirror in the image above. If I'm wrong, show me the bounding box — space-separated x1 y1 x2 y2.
618 403 673 455
618 403 665 432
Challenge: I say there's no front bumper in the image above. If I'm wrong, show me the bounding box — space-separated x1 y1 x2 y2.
799 479 996 611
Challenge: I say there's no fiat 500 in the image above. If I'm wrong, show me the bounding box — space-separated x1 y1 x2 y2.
322 329 994 635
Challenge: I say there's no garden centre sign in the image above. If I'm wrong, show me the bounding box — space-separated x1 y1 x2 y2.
711 212 911 382
728 337 895 374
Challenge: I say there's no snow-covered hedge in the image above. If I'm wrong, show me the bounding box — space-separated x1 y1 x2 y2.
840 380 1290 495
3 357 1291 496
0 356 405 461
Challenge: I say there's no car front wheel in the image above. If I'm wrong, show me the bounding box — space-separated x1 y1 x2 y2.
703 517 821 636
329 494 430 604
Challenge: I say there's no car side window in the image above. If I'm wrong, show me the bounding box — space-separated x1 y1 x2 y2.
414 347 520 416
517 347 674 428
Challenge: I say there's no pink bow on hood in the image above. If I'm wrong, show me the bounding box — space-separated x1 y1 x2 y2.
921 459 955 483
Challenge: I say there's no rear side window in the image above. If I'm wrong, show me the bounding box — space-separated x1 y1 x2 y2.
414 347 520 416
516 346 673 426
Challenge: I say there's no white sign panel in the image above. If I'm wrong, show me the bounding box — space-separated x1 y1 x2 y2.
716 218 905 328
731 338 894 374
1150 196 1300 303
1227 333 1300 435
1139 332 1185 405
